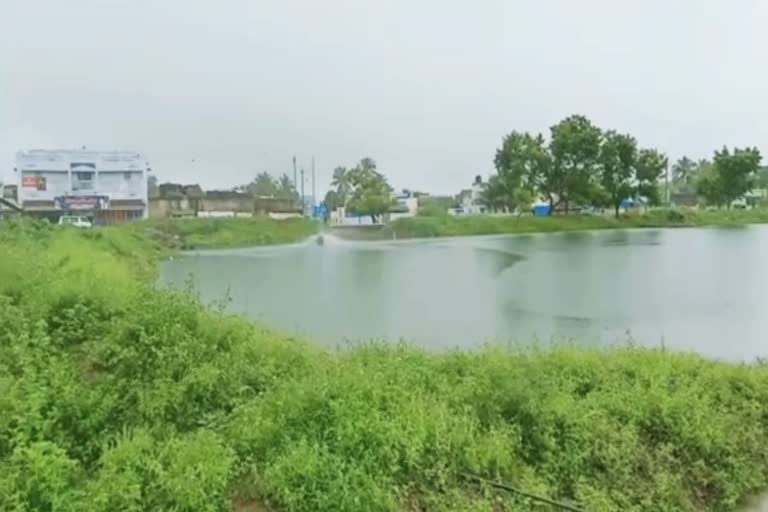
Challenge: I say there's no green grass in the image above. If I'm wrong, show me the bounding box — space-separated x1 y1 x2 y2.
1 219 768 511
384 208 768 239
128 216 319 250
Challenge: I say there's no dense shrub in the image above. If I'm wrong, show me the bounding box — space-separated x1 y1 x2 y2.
384 208 768 240
131 217 319 250
1 219 768 511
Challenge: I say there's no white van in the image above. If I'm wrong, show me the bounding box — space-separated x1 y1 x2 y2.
58 215 92 228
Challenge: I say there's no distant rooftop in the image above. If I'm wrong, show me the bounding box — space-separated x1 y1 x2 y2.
17 149 146 162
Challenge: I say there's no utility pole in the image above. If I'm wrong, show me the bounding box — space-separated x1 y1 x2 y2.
292 156 297 191
300 168 305 215
311 156 316 209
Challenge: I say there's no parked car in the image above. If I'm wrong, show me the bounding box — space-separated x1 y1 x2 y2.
58 215 92 228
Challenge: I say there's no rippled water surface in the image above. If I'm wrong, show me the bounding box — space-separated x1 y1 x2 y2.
161 226 768 360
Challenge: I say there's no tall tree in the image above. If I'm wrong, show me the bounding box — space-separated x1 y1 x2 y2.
240 172 277 197
346 158 394 223
548 115 602 214
492 131 550 211
330 166 351 207
635 148 668 206
478 175 510 211
323 189 341 211
712 147 761 207
672 156 696 184
599 131 638 217
696 165 724 207
756 166 768 189
274 173 299 202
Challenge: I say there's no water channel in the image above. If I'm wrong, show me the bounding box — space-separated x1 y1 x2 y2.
160 226 768 361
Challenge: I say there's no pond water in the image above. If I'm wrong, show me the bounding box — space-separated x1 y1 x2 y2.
160 226 768 360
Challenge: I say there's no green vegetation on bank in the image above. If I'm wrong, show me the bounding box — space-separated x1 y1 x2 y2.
384 208 768 239
128 216 318 250
485 114 761 215
2 219 768 511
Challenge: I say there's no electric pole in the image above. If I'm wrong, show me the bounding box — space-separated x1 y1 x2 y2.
311 156 316 209
300 168 305 215
292 156 297 191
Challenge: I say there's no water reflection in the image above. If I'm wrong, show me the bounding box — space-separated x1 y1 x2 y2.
161 226 768 361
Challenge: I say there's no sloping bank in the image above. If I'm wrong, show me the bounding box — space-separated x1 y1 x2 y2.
380 208 768 240
1 219 768 512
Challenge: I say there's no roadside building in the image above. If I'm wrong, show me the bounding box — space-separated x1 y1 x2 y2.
15 149 150 224
389 189 419 220
148 184 302 218
449 175 488 216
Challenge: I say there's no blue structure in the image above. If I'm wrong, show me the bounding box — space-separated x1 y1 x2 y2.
620 198 635 209
533 204 551 217
313 204 328 219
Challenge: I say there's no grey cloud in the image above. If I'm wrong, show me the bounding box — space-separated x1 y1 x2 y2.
2 0 766 195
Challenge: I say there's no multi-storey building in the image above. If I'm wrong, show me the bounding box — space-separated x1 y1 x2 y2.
15 149 150 223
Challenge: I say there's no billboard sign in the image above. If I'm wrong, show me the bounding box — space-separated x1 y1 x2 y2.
55 195 110 211
22 176 47 190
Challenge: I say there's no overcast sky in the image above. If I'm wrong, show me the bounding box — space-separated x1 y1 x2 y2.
2 0 766 195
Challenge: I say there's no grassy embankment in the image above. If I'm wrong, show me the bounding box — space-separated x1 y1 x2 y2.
1 218 768 511
129 216 319 250
381 208 768 240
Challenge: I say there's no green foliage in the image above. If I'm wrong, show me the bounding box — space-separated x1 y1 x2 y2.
489 115 668 214
694 148 762 207
238 172 299 202
697 165 725 207
344 158 395 221
89 430 235 512
417 196 457 217
330 166 351 208
672 156 697 184
131 216 318 250
386 208 768 239
2 220 768 511
323 189 340 211
489 131 550 211
635 149 668 206
599 131 638 216
549 115 603 211
0 442 82 511
713 147 762 207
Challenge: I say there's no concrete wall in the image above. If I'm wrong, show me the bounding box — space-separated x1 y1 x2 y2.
149 195 300 218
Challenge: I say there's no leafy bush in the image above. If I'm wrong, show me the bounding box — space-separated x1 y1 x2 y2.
1 219 768 511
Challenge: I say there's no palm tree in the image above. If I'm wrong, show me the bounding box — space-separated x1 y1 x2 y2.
275 174 299 202
672 156 696 184
331 166 351 206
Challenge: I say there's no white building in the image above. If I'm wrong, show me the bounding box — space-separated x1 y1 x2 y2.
15 149 150 224
390 190 419 220
450 175 488 216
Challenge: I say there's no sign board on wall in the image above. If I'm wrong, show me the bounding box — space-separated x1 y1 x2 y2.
22 176 46 190
54 196 110 211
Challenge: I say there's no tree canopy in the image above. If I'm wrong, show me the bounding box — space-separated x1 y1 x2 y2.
486 115 669 216
345 158 394 222
695 148 761 207
599 131 638 217
238 172 299 202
